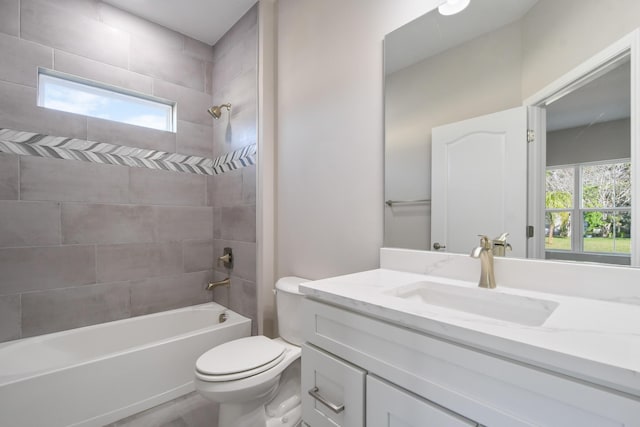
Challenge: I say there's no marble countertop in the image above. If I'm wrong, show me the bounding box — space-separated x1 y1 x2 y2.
300 268 640 397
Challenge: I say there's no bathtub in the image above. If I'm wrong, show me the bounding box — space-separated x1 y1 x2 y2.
0 302 250 427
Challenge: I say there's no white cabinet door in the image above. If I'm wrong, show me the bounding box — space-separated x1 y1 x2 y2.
431 106 531 257
302 344 366 427
367 375 477 427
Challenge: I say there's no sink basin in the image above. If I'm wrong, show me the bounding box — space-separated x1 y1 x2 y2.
386 281 559 326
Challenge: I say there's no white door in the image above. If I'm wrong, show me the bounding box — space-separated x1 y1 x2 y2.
431 106 532 257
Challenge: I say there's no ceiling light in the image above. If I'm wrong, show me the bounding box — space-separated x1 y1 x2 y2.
438 0 470 16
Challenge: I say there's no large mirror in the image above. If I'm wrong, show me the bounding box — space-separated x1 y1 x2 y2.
384 0 639 266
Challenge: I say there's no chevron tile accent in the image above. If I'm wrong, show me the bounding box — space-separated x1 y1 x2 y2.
0 128 256 176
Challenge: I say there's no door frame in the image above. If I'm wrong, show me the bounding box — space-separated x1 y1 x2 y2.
523 29 640 266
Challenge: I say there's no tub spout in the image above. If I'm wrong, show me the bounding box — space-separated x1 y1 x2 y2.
207 277 230 290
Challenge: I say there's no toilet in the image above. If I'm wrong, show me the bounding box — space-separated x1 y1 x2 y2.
195 276 308 427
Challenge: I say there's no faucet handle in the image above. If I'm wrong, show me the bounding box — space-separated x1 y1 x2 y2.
477 235 492 249
493 232 509 243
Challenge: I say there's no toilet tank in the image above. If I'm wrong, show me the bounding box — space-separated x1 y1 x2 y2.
275 276 309 346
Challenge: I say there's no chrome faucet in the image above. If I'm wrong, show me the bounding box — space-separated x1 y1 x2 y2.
470 235 496 289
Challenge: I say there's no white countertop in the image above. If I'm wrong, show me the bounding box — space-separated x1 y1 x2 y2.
300 268 640 398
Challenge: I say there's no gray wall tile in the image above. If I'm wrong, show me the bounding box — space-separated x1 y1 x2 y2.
130 271 211 316
184 37 213 61
208 168 243 207
21 281 130 337
242 164 256 204
212 5 257 62
210 271 256 335
0 80 87 138
205 61 213 95
0 294 20 341
153 79 212 126
129 167 206 206
0 0 19 37
86 117 176 153
154 206 213 241
21 156 129 203
0 0 258 342
21 0 129 68
220 205 256 243
211 46 243 88
62 203 155 245
0 201 60 247
213 240 256 282
176 120 213 158
130 38 205 92
183 240 213 273
0 245 96 295
212 207 222 238
54 50 152 94
96 241 183 283
98 3 184 50
0 153 19 200
43 0 101 19
0 32 52 87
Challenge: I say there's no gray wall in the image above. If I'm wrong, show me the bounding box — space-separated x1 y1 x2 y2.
0 0 257 342
207 6 259 335
547 118 631 166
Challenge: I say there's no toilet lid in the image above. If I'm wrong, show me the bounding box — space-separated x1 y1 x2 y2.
196 336 286 377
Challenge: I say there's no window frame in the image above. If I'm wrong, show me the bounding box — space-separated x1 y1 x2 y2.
37 68 177 133
545 159 631 258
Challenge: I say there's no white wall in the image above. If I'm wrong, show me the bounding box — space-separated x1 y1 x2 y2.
521 0 640 99
276 0 439 279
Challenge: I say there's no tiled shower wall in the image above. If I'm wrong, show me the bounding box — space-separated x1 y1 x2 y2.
0 0 257 342
208 6 259 335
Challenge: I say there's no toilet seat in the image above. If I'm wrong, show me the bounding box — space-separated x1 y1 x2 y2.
196 336 286 382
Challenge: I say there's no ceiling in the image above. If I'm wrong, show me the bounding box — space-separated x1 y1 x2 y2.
385 0 538 75
103 0 257 45
546 60 631 132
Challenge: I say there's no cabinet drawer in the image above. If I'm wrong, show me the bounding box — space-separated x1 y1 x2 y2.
302 343 366 427
367 375 477 427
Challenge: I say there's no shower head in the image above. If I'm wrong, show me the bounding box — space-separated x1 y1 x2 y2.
207 103 232 119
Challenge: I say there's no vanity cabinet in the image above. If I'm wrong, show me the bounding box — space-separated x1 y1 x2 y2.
367 375 477 427
302 343 365 426
301 298 640 427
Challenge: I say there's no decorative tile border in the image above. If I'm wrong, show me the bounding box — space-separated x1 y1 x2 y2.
0 128 256 176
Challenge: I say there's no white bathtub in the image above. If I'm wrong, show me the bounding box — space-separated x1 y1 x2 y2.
0 302 250 427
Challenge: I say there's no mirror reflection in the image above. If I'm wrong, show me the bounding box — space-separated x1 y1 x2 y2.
383 0 635 266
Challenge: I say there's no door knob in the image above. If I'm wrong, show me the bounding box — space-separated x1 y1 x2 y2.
433 242 446 250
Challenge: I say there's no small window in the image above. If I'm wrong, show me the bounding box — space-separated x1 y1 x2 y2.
37 69 175 132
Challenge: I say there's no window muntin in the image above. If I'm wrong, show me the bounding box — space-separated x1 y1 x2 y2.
545 160 631 255
38 69 175 132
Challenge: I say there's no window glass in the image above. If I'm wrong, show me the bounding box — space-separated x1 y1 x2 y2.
545 211 572 251
545 168 574 209
581 162 631 208
583 211 631 254
38 70 175 132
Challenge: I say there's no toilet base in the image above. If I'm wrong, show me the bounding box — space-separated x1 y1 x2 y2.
215 359 301 427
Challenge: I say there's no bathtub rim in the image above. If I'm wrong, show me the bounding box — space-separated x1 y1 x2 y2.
0 302 249 387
